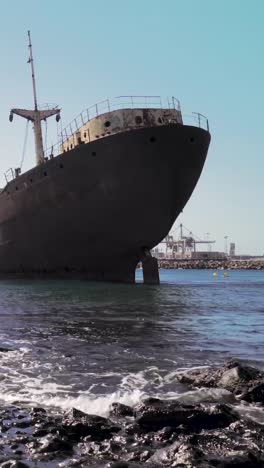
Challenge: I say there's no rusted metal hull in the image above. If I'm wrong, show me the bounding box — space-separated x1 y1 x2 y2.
0 124 210 282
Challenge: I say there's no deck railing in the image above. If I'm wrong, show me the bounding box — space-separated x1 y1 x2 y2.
182 112 209 132
4 168 15 184
60 96 180 142
45 96 182 157
45 96 209 158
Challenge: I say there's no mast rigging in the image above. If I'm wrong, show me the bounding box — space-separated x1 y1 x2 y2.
9 31 61 166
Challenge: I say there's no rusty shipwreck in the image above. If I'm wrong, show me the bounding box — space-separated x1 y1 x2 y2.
1 32 210 284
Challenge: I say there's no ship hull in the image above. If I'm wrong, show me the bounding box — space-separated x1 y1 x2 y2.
0 124 210 282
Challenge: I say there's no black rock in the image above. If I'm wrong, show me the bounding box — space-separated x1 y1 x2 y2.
154 426 176 442
62 408 120 441
239 382 264 404
186 404 238 431
39 434 72 454
0 348 13 353
110 403 134 418
141 397 164 406
209 451 264 467
30 407 46 414
177 361 264 396
0 462 30 468
136 401 194 430
148 440 204 466
136 400 237 432
109 463 129 468
13 419 32 429
28 433 72 455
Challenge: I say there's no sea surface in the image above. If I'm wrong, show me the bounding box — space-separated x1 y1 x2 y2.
0 269 263 417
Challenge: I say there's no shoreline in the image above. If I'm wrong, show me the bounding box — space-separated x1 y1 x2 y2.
0 360 263 467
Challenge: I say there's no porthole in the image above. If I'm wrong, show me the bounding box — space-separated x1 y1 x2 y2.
30 178 33 183
104 121 111 127
190 137 195 143
92 151 96 156
149 136 156 143
135 116 142 125
15 186 18 191
60 163 64 169
44 172 47 176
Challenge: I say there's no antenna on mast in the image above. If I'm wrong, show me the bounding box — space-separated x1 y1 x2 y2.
9 31 61 166
27 30 38 111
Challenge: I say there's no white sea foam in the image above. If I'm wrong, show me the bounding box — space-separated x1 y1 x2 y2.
0 386 144 417
0 351 263 425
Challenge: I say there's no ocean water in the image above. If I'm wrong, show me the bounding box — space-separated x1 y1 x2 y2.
0 269 263 417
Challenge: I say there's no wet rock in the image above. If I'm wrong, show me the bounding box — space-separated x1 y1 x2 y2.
177 361 264 397
209 452 264 467
154 426 176 442
110 403 134 418
0 462 30 468
38 434 72 454
136 400 237 432
0 369 263 468
124 422 142 435
136 401 195 430
148 440 205 466
186 404 238 431
33 427 50 437
175 387 236 405
30 407 46 415
218 365 261 392
13 419 32 429
62 408 120 441
142 397 164 407
109 463 129 468
177 366 221 387
0 348 13 353
108 463 158 468
239 382 264 404
125 448 152 462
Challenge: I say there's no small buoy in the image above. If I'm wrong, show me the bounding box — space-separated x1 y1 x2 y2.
212 272 218 277
223 272 229 277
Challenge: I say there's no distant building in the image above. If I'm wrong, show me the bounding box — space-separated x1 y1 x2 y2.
229 242 236 257
190 251 226 260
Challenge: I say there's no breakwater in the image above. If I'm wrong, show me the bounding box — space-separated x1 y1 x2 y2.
158 259 264 270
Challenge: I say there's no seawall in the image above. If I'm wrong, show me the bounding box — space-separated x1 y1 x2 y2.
157 259 264 270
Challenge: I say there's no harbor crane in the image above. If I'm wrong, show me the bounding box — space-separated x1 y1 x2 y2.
161 223 216 258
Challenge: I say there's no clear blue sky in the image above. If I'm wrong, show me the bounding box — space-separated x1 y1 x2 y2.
0 0 263 254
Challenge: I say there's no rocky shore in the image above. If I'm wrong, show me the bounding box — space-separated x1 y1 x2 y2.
0 360 264 467
158 259 264 270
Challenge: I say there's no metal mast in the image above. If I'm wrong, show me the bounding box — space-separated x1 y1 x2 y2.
28 30 38 111
9 31 61 166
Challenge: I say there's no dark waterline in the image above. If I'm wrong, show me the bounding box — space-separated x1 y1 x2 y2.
0 269 263 414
